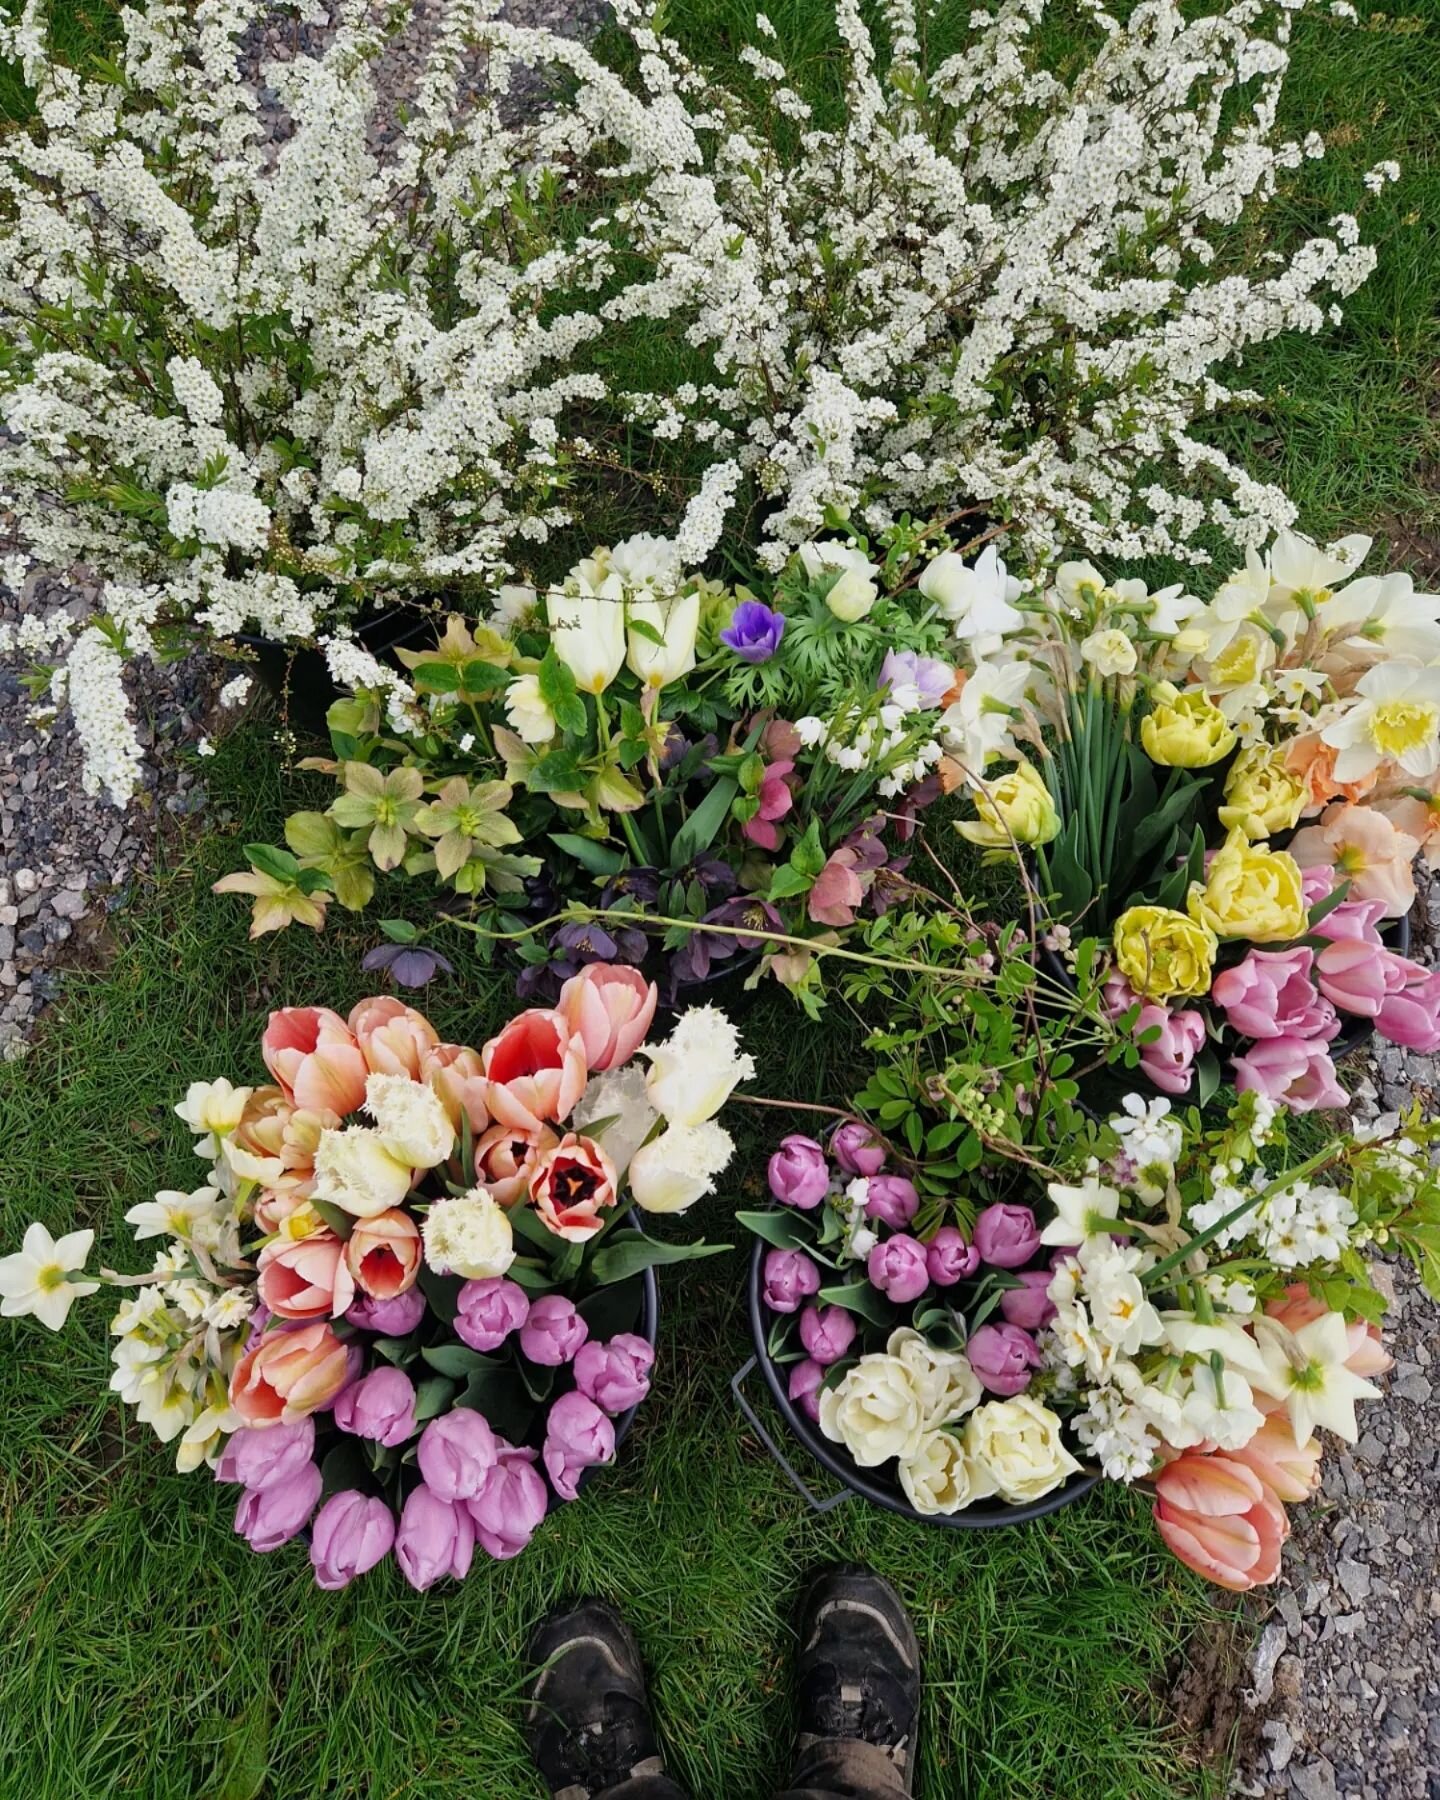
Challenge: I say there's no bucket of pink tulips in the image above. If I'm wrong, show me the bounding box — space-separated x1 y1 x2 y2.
0 969 751 1590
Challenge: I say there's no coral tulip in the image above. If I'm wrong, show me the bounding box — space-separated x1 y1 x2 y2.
262 1007 368 1116
345 1208 422 1300
257 1232 355 1321
1152 1451 1289 1591
556 965 657 1072
482 1009 589 1131
422 1043 491 1134
230 1321 353 1424
528 1133 618 1242
1227 1413 1322 1505
349 996 439 1079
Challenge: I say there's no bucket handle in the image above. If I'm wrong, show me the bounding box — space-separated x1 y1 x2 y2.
731 1357 851 1516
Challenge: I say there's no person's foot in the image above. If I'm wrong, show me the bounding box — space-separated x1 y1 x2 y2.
795 1566 921 1793
525 1599 667 1798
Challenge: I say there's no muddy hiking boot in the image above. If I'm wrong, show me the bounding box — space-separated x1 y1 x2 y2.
795 1567 922 1794
526 1599 668 1799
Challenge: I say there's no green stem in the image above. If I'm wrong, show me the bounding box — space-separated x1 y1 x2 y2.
1142 1145 1341 1289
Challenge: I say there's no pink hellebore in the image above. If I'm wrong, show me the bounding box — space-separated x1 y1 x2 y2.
468 1442 549 1560
743 758 796 851
808 848 867 927
1136 1003 1208 1096
395 1484 475 1591
309 1490 396 1590
543 1392 616 1501
555 965 657 1072
1231 1038 1347 1112
1212 949 1338 1043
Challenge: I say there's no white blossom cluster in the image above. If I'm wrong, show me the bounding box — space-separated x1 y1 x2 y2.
1188 1165 1358 1268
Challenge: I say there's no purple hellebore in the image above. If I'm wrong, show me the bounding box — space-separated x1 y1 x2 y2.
360 941 454 989
720 599 787 664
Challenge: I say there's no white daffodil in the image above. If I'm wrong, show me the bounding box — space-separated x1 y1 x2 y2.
1333 573 1440 664
1041 1172 1122 1247
0 1222 99 1330
1320 661 1440 783
1254 1312 1381 1445
174 1078 253 1156
938 658 1033 774
1161 1315 1272 1387
1176 1362 1264 1452
547 576 627 694
124 1184 222 1242
922 544 1024 644
1267 528 1372 610
1082 1245 1165 1355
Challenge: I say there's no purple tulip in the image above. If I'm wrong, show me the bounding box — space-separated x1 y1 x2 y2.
1135 1002 1208 1097
866 1234 930 1304
234 1462 322 1552
798 1304 857 1366
455 1277 531 1352
543 1391 616 1501
720 599 787 664
926 1226 980 1287
767 1134 830 1210
520 1294 590 1367
830 1121 886 1177
998 1269 1058 1331
864 1174 919 1229
333 1366 417 1447
573 1333 655 1415
788 1358 826 1423
309 1490 396 1590
215 1417 316 1491
347 1288 427 1335
395 1484 476 1591
469 1442 549 1560
972 1203 1040 1270
1231 1038 1348 1111
417 1407 499 1501
763 1248 822 1314
1212 948 1337 1042
967 1323 1042 1396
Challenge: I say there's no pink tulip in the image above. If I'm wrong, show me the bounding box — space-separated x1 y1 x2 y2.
345 1208 422 1300
1266 1285 1394 1378
767 1135 831 1209
455 1277 530 1352
1152 1451 1289 1591
417 1408 500 1502
528 1133 618 1242
395 1484 475 1590
234 1462 323 1553
1311 897 1387 947
555 964 658 1071
967 1323 1042 1396
742 758 796 851
763 1248 821 1314
573 1333 655 1414
1290 802 1420 918
543 1391 616 1501
309 1490 396 1590
520 1294 590 1367
349 996 441 1079
866 1234 930 1303
481 1009 589 1132
972 1203 1040 1269
333 1366 417 1447
926 1226 980 1287
347 1288 426 1335
865 1175 919 1229
1212 948 1337 1042
787 1358 826 1423
1375 959 1440 1053
1230 1038 1347 1112
230 1320 353 1424
830 1122 886 1177
468 1441 548 1559
422 1043 491 1134
1300 864 1335 907
262 1007 368 1116
1314 937 1391 1017
1136 1003 1207 1095
472 1121 557 1206
1227 1412 1323 1505
999 1268 1057 1330
257 1232 355 1322
215 1417 316 1491
798 1304 858 1367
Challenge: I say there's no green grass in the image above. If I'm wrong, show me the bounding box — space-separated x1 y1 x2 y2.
0 729 1232 1800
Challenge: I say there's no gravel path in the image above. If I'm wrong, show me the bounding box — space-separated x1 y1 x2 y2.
1233 867 1440 1800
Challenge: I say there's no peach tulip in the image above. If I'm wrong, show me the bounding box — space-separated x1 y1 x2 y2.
481 1009 588 1132
1289 801 1420 918
1227 1412 1322 1505
231 1321 353 1424
1266 1284 1394 1379
345 1208 422 1300
262 1008 369 1116
422 1043 491 1134
349 996 440 1080
1372 791 1440 868
473 1122 558 1206
257 1232 355 1321
1153 1451 1289 1591
556 966 657 1072
528 1133 618 1241
229 1087 336 1194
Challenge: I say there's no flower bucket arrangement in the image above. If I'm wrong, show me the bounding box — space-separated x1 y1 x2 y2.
938 532 1440 1108
220 533 961 1010
0 973 751 1589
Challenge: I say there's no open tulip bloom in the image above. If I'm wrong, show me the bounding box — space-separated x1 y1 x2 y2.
933 532 1440 1108
745 1084 1440 1585
220 533 962 1014
0 975 749 1591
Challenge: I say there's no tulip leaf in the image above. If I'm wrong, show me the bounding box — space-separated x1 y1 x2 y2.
815 1281 894 1326
372 1334 420 1366
736 1209 814 1251
506 1261 557 1293
418 1266 465 1323
1194 1043 1223 1109
459 1368 536 1442
413 1375 457 1423
669 776 739 867
508 1205 569 1255
318 1438 373 1501
421 1343 493 1378
548 831 628 876
517 1359 557 1403
587 1236 731 1285
310 1198 356 1241
577 1273 646 1342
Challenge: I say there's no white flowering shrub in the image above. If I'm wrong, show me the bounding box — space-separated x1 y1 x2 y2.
0 0 1394 801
